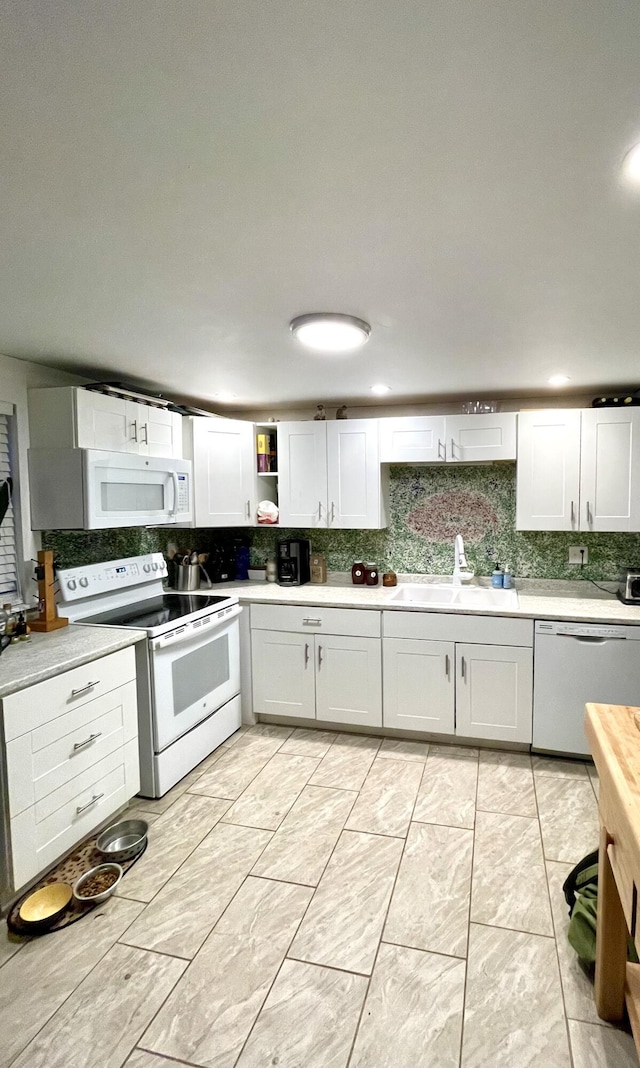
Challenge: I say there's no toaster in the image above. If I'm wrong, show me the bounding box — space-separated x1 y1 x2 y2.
618 567 640 605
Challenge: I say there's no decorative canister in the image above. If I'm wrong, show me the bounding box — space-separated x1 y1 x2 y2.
365 563 379 586
351 562 365 585
310 554 327 584
382 571 397 587
265 558 277 583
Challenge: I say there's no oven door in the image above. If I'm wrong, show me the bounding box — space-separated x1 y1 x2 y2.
149 609 241 752
84 450 192 527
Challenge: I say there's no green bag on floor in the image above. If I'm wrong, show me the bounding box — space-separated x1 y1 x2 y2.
562 849 639 968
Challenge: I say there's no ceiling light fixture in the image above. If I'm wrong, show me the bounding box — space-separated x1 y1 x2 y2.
370 384 391 395
621 143 640 186
289 313 371 353
548 375 571 387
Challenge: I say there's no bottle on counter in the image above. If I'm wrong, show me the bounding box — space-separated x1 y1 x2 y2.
265 557 277 583
352 562 365 585
503 567 513 589
491 564 504 589
1 603 16 639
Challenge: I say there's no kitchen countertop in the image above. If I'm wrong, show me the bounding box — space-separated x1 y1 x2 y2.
0 624 146 699
185 574 640 626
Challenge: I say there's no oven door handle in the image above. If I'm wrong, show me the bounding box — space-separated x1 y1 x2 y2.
149 604 242 651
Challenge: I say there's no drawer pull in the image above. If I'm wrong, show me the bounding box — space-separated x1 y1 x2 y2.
73 731 102 752
302 618 322 626
76 792 104 814
71 680 100 697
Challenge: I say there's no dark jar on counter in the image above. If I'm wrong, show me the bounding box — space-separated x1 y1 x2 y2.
351 562 365 584
365 563 379 586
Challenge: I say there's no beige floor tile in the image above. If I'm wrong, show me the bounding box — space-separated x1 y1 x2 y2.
221 725 249 747
345 757 423 837
12 943 186 1068
0 896 143 1068
0 930 26 968
279 727 339 758
546 860 609 1026
236 959 367 1068
350 942 465 1068
532 755 590 779
125 805 161 825
412 744 478 829
309 733 381 791
471 810 553 935
141 876 312 1068
121 822 272 958
587 764 600 799
377 738 430 763
116 792 231 903
124 1053 183 1068
288 829 403 974
535 776 600 863
187 739 282 800
568 1020 639 1068
131 747 227 814
234 723 293 744
252 784 357 885
384 821 473 957
461 923 570 1068
223 752 321 830
476 749 536 817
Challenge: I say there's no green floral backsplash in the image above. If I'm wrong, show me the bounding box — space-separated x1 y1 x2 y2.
43 465 640 581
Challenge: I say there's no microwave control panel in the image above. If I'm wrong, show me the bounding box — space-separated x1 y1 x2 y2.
176 473 190 513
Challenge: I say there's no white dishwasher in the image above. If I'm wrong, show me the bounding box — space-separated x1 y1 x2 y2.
533 620 640 756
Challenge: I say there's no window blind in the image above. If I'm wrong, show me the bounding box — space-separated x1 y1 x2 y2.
0 414 19 600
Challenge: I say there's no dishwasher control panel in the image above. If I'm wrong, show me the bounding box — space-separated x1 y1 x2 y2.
535 620 640 640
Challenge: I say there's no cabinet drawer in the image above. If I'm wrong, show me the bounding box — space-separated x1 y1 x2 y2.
7 681 138 817
251 604 381 638
383 610 533 647
3 646 136 741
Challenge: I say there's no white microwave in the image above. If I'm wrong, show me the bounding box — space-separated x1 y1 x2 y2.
28 449 193 529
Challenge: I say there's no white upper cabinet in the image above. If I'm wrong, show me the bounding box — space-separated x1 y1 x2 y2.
379 417 446 463
277 421 328 527
516 409 581 531
76 391 138 453
139 405 183 458
188 417 256 527
580 408 640 532
517 407 640 532
379 413 516 464
277 418 387 530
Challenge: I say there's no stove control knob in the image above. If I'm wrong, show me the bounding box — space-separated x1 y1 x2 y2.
152 562 159 571
79 577 89 588
67 579 77 591
143 563 151 573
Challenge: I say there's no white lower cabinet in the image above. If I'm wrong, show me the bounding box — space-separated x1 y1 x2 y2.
383 637 455 733
251 630 316 720
315 634 382 727
455 643 533 744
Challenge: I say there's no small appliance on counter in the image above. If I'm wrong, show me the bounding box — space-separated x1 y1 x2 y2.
310 554 327 583
618 567 640 605
277 538 311 586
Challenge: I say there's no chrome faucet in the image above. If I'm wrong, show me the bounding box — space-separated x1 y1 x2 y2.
453 534 474 584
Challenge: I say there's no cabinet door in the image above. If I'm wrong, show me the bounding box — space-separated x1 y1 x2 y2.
326 419 385 529
138 406 183 459
379 416 446 463
580 409 640 532
455 644 533 744
191 417 255 526
446 413 517 462
277 421 328 527
75 391 138 453
315 634 382 727
516 409 581 530
383 637 454 733
251 629 316 720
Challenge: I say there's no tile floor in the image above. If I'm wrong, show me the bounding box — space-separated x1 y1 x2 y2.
1 724 639 1068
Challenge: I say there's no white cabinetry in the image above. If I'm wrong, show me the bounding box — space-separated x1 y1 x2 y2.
28 387 183 458
250 604 382 727
2 647 139 894
277 419 386 529
379 413 516 463
517 408 640 532
383 612 533 743
187 416 257 527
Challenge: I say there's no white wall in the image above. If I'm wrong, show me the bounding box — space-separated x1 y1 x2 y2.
0 353 87 601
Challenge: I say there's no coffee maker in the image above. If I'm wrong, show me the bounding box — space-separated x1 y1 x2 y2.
277 538 311 586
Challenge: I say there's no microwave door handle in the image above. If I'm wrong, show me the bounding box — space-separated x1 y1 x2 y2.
170 471 180 517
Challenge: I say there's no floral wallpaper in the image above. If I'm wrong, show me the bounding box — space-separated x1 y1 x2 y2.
43 464 640 582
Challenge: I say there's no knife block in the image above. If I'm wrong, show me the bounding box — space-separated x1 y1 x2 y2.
30 550 69 632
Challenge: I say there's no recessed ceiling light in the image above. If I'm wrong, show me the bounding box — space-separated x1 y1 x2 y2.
622 143 640 185
289 313 371 353
370 384 391 395
548 375 571 387
213 391 238 403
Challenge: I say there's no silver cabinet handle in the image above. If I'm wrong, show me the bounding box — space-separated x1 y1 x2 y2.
304 642 310 666
142 422 149 444
131 419 138 442
570 500 575 526
76 792 104 814
73 732 102 751
445 654 450 677
71 681 100 697
450 437 456 459
438 439 446 461
460 656 466 679
246 499 251 519
303 617 322 625
318 644 323 669
318 500 323 520
330 502 336 524
586 500 592 526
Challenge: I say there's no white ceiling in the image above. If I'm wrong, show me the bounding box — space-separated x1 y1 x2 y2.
2 0 640 409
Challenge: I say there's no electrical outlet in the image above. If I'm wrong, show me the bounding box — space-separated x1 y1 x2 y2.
568 546 589 565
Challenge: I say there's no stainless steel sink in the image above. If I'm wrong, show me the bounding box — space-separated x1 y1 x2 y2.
390 584 519 609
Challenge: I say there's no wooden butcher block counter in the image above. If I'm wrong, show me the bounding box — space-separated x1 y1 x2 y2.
585 702 640 1050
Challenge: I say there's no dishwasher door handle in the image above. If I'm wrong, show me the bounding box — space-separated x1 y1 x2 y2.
557 634 625 644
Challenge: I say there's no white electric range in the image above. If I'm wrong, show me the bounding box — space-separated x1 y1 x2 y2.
58 553 241 797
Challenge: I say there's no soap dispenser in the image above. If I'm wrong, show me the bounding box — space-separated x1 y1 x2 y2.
491 563 504 589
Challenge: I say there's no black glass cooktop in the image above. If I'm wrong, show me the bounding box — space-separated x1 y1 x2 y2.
80 594 230 631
